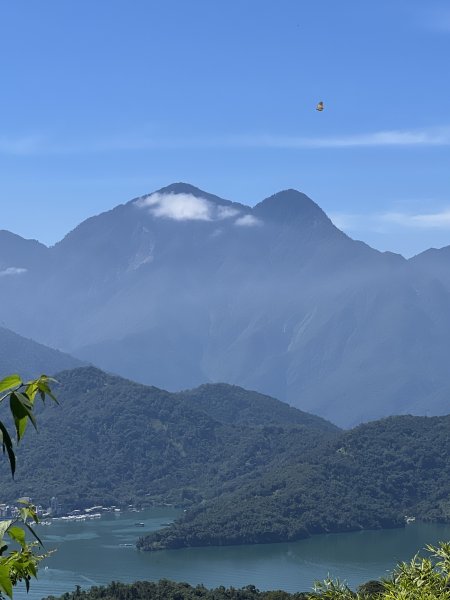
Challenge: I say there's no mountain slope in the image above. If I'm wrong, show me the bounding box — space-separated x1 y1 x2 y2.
0 367 338 508
176 383 338 431
3 366 449 550
0 327 84 380
139 414 450 550
0 230 48 272
1 184 450 426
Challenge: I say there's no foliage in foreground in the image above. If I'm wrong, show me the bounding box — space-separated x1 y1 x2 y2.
311 542 450 599
0 373 57 599
40 542 450 600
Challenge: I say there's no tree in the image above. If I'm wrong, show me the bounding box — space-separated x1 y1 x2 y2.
0 373 57 598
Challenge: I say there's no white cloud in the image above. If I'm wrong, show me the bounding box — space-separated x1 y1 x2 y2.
330 208 450 233
226 127 450 149
138 192 212 221
136 192 242 223
329 213 364 231
0 267 28 277
4 125 450 155
382 210 450 229
235 214 262 227
217 206 240 219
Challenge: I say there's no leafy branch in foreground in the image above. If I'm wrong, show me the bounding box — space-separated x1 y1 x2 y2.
0 373 58 599
312 542 450 599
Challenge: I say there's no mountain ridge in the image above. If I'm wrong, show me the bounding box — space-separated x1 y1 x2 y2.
0 366 338 507
3 365 449 552
0 326 85 379
2 183 450 426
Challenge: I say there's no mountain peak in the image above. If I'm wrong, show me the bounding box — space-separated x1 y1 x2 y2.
253 189 333 228
155 182 209 197
149 182 236 208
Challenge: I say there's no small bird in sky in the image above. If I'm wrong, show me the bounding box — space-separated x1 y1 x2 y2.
316 101 324 112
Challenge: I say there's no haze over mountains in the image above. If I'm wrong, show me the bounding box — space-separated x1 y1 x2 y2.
0 326 83 380
1 183 450 427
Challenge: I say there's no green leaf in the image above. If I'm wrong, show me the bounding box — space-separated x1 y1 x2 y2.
0 375 21 394
7 526 26 549
25 376 58 404
0 564 13 599
24 381 39 405
15 393 37 430
0 521 13 544
0 423 15 477
9 392 37 441
19 503 38 525
27 561 37 579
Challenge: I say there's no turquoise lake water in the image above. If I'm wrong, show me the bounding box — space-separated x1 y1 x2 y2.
15 508 450 600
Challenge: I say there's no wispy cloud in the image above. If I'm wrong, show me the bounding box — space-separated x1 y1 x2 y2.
217 206 241 219
382 210 450 229
2 126 450 155
225 127 450 149
0 267 28 277
331 208 450 233
235 215 262 227
95 126 450 150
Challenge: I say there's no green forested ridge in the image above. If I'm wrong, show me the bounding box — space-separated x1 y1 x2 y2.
138 415 450 550
2 366 450 551
176 384 338 431
0 367 336 508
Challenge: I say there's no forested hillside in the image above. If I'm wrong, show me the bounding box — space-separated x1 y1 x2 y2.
1 366 449 550
138 415 450 550
0 367 337 508
176 383 338 431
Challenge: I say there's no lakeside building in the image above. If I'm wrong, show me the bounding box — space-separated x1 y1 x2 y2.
49 496 62 516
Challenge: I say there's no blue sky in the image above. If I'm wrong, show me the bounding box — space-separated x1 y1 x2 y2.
1 0 449 256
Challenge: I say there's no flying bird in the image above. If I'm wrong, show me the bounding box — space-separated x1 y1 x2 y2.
316 101 324 112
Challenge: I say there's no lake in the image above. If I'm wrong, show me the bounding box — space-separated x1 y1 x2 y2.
15 509 450 600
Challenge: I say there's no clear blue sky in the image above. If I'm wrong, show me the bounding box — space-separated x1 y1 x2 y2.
1 0 449 256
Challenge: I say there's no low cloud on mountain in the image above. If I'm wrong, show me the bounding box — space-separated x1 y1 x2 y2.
0 266 27 277
235 214 262 227
136 192 242 222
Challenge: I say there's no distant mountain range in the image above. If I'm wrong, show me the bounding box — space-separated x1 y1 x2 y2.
1 183 450 426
